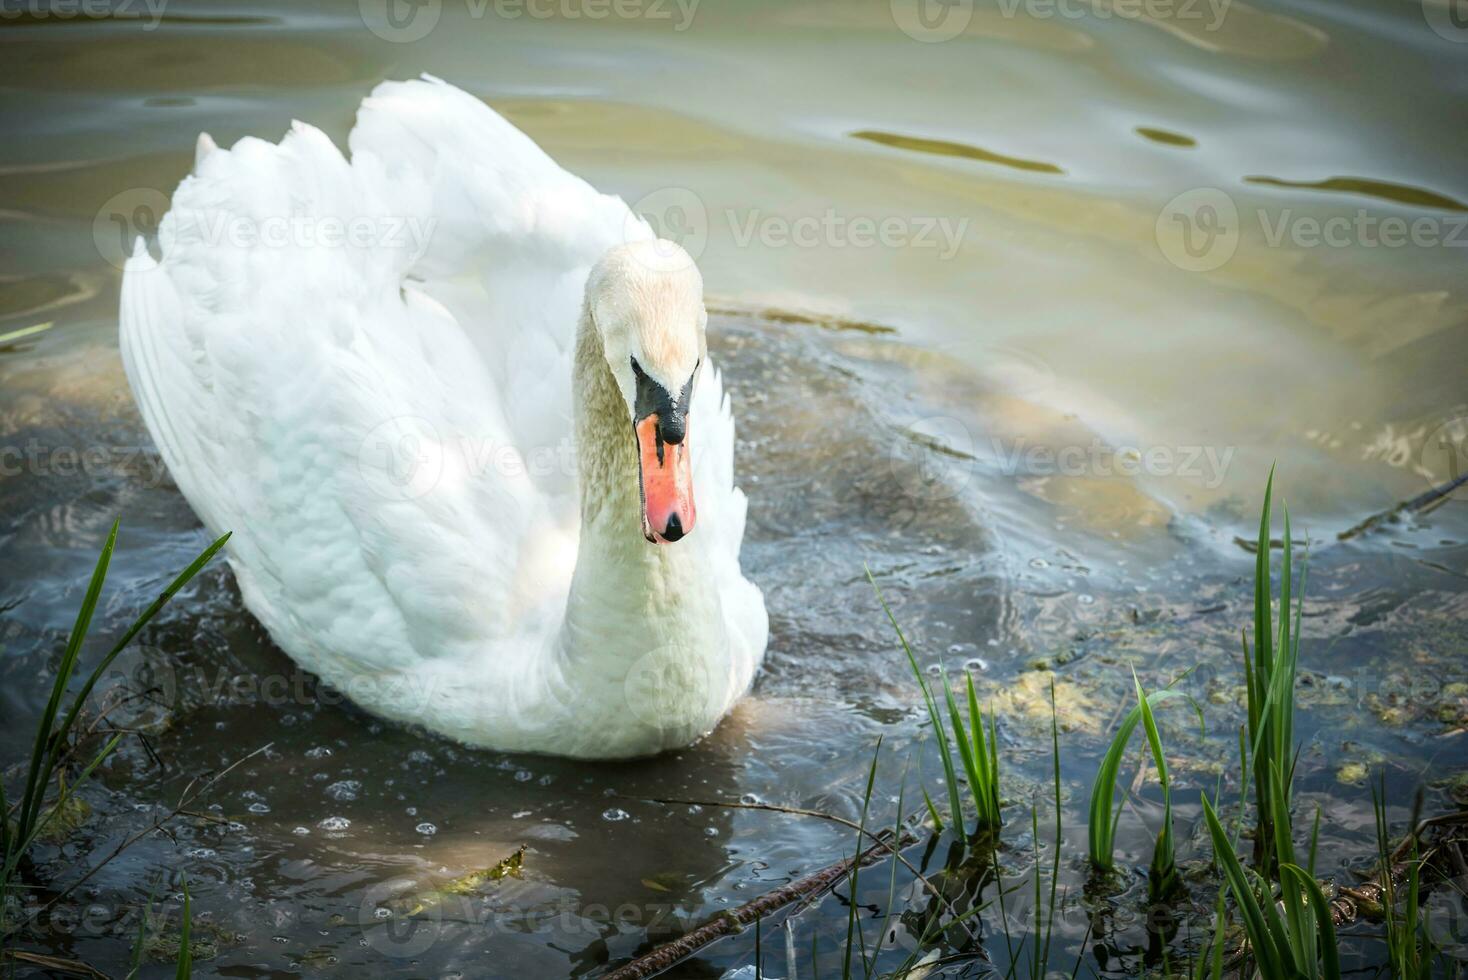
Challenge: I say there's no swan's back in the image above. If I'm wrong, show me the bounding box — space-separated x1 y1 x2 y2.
119 77 750 711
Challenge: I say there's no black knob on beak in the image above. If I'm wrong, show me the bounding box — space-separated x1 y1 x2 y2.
659 411 686 445
660 513 686 542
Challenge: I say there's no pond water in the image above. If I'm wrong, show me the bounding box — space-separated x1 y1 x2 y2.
2 0 1466 976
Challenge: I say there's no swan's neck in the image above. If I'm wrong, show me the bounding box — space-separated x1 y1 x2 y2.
557 310 713 662
539 310 741 756
570 312 648 546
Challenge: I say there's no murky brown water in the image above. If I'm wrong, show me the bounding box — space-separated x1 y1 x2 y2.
2 1 1467 976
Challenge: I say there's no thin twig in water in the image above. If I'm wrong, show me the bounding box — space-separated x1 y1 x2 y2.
600 825 905 980
629 795 980 945
26 742 273 923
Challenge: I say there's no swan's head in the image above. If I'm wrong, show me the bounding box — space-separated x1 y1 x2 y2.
587 240 707 544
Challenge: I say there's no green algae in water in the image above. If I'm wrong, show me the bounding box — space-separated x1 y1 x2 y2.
391 845 527 918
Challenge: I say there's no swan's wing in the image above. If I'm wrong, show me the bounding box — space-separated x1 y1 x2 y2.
118 80 633 679
349 76 653 468
689 359 768 677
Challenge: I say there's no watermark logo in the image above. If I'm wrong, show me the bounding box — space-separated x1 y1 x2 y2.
93 187 171 271
890 0 974 42
1426 873 1468 959
86 645 178 730
626 187 970 271
889 415 977 502
357 416 447 502
1156 187 1467 272
359 0 700 43
1422 0 1468 42
359 879 444 958
359 0 442 42
623 641 723 734
627 187 709 271
1155 187 1239 272
96 188 438 273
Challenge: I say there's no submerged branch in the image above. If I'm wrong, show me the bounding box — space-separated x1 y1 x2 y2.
600 823 908 980
631 795 979 942
1336 471 1468 542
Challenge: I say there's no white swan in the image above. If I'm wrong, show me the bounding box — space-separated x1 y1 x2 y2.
119 76 767 759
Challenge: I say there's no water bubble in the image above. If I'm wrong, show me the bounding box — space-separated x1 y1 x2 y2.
514 770 533 782
602 808 630 822
247 802 271 814
1030 557 1049 569
739 793 762 806
414 822 437 836
704 826 719 837
1078 594 1095 605
305 746 333 759
964 658 989 672
318 816 351 832
325 780 362 802
292 826 310 836
924 663 942 677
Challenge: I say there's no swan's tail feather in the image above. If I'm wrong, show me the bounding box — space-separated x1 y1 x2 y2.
120 241 194 503
194 132 218 171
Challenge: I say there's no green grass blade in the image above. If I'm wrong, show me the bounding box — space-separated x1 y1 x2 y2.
966 674 1000 829
17 520 118 847
1255 465 1275 678
20 733 123 856
920 786 944 833
126 875 163 980
869 567 965 834
1202 794 1285 978
1283 864 1341 980
52 531 231 758
843 738 881 979
1086 687 1190 870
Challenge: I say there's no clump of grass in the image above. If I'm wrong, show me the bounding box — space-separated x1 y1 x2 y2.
1 521 227 963
1372 779 1436 978
1243 467 1306 877
1201 792 1338 979
1086 676 1199 875
869 568 1001 839
1193 472 1343 976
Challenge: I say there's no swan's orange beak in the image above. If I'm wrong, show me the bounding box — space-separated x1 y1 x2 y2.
635 413 695 543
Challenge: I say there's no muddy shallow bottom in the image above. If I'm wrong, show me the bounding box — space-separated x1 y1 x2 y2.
2 307 1466 977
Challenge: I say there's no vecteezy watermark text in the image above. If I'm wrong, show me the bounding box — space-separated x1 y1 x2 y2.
889 0 1232 43
0 0 167 29
1156 187 1468 272
991 437 1236 488
358 0 701 43
629 187 970 263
